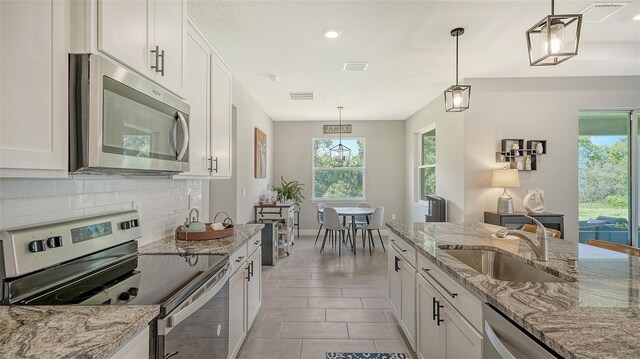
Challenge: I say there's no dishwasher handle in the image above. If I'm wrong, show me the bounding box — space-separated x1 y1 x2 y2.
484 320 517 359
158 263 229 335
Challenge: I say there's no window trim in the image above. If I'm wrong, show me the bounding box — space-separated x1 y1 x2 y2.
312 137 366 201
417 124 436 205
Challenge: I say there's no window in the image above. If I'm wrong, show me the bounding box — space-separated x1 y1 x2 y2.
419 128 436 201
578 110 640 247
313 138 365 200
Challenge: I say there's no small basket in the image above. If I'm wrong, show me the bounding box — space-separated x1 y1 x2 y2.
175 212 234 241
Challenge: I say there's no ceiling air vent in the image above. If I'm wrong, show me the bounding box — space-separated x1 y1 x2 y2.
343 62 369 71
288 92 315 101
581 3 628 23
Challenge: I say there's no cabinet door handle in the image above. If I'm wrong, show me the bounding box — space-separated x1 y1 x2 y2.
394 256 400 272
422 268 458 299
435 298 444 326
151 45 160 72
207 157 213 172
249 260 254 278
432 297 438 321
159 48 165 76
246 264 251 282
212 157 219 173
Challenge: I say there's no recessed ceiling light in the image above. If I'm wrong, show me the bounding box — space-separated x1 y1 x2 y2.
634 13 640 20
323 29 341 39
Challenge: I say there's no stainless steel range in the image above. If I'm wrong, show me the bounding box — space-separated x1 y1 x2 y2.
0 211 229 359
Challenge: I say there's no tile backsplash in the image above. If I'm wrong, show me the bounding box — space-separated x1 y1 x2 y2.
0 178 203 246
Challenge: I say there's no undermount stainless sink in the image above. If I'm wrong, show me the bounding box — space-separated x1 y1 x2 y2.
443 249 566 283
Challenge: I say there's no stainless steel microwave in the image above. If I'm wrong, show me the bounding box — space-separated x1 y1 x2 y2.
69 54 190 175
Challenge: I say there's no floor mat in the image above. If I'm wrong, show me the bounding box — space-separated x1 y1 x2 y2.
326 353 408 359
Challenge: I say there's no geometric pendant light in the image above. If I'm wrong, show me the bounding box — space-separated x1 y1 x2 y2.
444 28 471 112
526 0 582 66
330 106 351 167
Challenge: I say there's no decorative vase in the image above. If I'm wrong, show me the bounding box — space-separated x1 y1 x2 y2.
525 155 532 171
536 142 544 154
523 188 545 213
516 157 524 171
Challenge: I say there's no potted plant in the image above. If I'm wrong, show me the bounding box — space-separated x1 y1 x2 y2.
272 177 305 207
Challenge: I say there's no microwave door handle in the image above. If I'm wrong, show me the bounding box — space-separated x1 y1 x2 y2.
169 119 177 154
176 111 189 161
159 264 229 335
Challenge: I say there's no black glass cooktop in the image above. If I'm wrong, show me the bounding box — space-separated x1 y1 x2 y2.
22 253 227 314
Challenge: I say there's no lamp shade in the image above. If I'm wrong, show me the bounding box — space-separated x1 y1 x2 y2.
491 169 520 188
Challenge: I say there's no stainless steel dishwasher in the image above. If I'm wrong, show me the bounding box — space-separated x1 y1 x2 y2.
483 303 561 359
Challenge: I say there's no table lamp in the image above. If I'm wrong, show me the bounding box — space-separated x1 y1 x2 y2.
491 169 520 214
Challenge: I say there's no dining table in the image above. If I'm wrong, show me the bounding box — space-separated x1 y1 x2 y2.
318 207 374 254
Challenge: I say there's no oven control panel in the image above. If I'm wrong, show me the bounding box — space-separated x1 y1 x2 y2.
0 210 141 278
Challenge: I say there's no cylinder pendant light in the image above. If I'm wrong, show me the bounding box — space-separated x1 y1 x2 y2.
526 0 582 66
444 28 471 112
330 107 351 167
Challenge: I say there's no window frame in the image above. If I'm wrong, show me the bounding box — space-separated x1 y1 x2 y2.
312 137 366 202
418 124 436 204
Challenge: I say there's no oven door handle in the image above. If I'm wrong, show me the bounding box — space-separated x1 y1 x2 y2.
158 263 229 335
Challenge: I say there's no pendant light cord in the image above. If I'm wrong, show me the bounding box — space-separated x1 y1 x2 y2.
551 0 554 15
455 33 459 86
338 107 343 144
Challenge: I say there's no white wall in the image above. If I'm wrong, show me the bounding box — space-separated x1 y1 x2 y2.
0 178 204 246
226 80 274 224
405 94 465 222
462 76 640 240
273 120 405 230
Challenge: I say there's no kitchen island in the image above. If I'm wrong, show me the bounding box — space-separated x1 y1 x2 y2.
386 221 640 359
0 305 158 359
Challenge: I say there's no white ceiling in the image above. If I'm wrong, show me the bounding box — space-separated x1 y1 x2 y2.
188 1 640 122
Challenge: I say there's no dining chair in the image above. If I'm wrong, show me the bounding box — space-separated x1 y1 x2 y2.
314 203 326 245
586 239 640 257
321 207 352 256
359 207 385 255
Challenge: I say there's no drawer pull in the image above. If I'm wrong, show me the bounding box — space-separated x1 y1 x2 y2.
254 240 260 245
423 268 458 299
235 256 245 263
390 240 408 253
394 256 400 272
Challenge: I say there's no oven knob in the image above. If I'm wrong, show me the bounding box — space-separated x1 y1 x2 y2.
130 219 139 228
128 287 139 297
120 221 131 230
46 236 62 248
28 240 46 253
118 292 131 301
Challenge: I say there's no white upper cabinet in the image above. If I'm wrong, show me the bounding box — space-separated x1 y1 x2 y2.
0 0 69 177
152 0 186 95
95 0 186 97
97 0 150 76
176 17 233 179
180 22 212 177
210 55 233 178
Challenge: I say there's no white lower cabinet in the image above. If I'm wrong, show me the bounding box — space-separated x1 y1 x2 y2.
388 244 416 350
416 253 483 359
229 234 262 359
417 275 446 359
109 325 149 359
228 262 247 359
247 247 262 328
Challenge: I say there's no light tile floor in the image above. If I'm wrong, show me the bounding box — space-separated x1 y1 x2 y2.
237 235 416 359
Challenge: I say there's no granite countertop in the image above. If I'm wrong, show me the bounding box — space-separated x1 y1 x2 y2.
140 223 264 255
0 305 159 359
385 221 640 359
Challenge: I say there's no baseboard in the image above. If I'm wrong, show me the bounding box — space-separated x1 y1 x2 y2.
298 229 390 236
